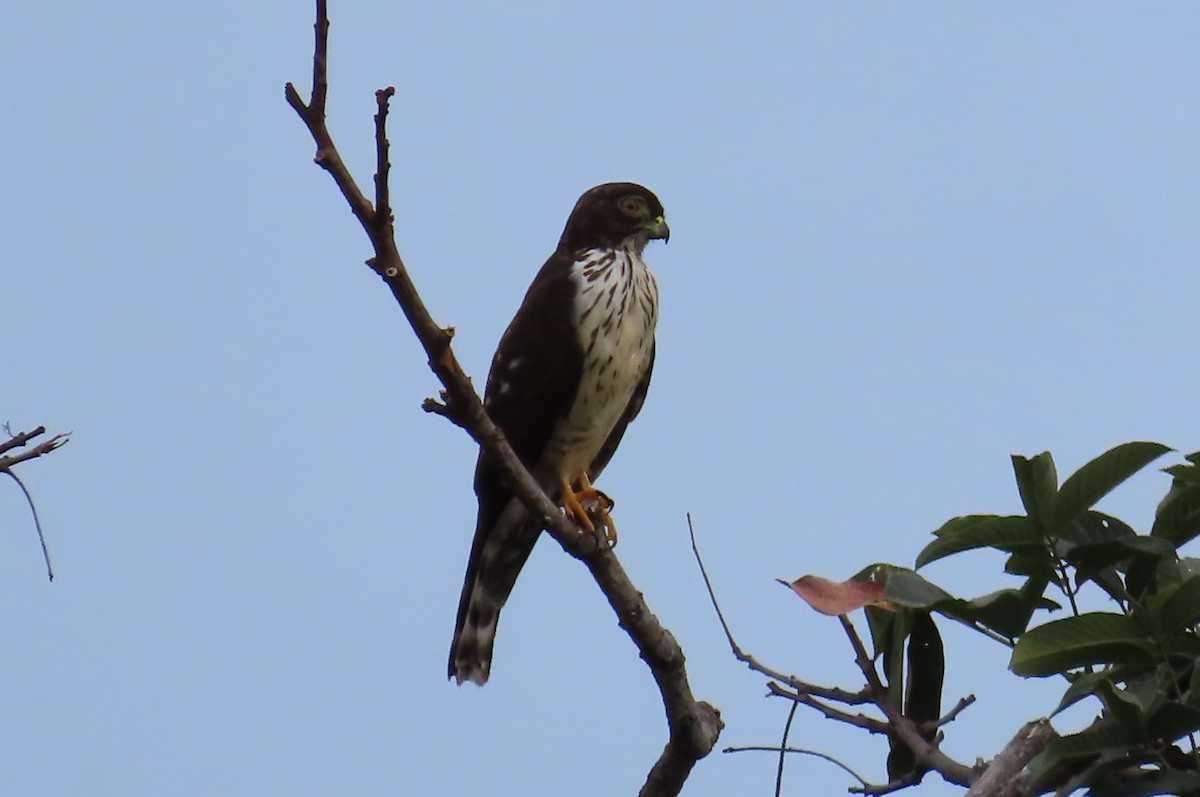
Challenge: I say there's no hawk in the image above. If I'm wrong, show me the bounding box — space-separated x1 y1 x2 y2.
448 182 669 685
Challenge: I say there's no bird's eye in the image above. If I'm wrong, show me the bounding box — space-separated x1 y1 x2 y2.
618 197 641 216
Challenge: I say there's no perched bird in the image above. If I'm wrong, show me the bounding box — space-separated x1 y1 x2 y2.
448 182 669 685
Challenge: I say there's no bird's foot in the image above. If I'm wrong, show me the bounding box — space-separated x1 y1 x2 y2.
559 474 618 548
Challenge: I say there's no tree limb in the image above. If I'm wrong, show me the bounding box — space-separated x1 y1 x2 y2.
767 681 890 733
838 615 976 787
284 4 720 794
1 425 68 582
691 514 979 792
723 745 869 787
689 515 872 706
965 720 1054 797
0 426 69 472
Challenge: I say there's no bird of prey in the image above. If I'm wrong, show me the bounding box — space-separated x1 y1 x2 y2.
448 182 669 685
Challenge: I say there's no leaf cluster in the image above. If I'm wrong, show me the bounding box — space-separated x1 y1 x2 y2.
867 442 1200 794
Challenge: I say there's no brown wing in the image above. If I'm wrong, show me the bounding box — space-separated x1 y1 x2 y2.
448 249 583 683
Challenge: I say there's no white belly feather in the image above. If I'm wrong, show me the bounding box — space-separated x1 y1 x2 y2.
540 245 658 484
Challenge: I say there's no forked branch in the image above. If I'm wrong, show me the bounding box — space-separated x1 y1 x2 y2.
2 424 69 581
284 4 720 794
691 516 981 792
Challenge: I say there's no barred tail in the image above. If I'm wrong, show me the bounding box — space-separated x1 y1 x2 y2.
448 501 542 685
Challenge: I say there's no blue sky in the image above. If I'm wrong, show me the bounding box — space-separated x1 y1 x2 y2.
4 2 1199 795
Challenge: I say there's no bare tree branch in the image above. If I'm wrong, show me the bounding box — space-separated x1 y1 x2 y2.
766 681 890 733
689 514 872 705
692 512 988 791
966 720 1054 797
0 426 69 471
724 745 870 787
838 615 976 787
4 469 54 581
285 4 720 794
851 772 927 796
774 699 801 797
0 425 48 456
934 695 977 730
1 425 67 582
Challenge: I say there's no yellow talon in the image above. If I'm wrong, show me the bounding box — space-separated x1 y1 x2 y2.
559 473 618 547
559 475 596 533
599 508 618 548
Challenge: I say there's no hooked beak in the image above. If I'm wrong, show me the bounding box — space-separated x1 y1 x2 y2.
646 216 670 243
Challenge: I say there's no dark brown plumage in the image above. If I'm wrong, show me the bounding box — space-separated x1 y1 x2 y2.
448 183 668 685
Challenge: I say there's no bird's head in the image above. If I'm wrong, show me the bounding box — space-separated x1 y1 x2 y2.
558 182 669 253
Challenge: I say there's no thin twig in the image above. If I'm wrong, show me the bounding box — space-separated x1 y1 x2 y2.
5 470 54 581
2 426 67 582
689 514 869 705
308 0 328 115
775 699 799 797
838 616 974 787
373 87 395 235
767 681 889 733
0 432 69 471
1045 533 1082 618
420 397 466 428
952 617 1018 648
850 772 925 796
0 425 47 456
724 745 869 787
932 694 976 730
693 513 977 789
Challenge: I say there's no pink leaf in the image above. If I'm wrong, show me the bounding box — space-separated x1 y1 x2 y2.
783 574 894 616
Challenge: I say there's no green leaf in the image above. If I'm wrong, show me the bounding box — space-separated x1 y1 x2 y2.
1046 721 1137 759
1086 567 1131 606
1160 575 1200 633
1012 452 1058 532
1123 672 1166 717
884 731 917 782
1187 656 1200 707
1053 442 1171 531
1097 680 1147 735
1067 530 1176 594
1160 634 1200 662
1005 550 1056 579
915 515 1039 568
1089 769 1200 797
964 583 1050 639
905 612 944 732
883 568 954 608
1147 701 1200 742
849 563 897 658
1052 669 1127 716
1010 613 1156 677
1125 555 1163 604
1026 720 1136 788
1152 472 1200 547
1061 511 1137 545
864 604 896 661
882 608 911 781
882 567 1056 639
887 611 944 781
1067 534 1175 574
1164 462 1200 483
